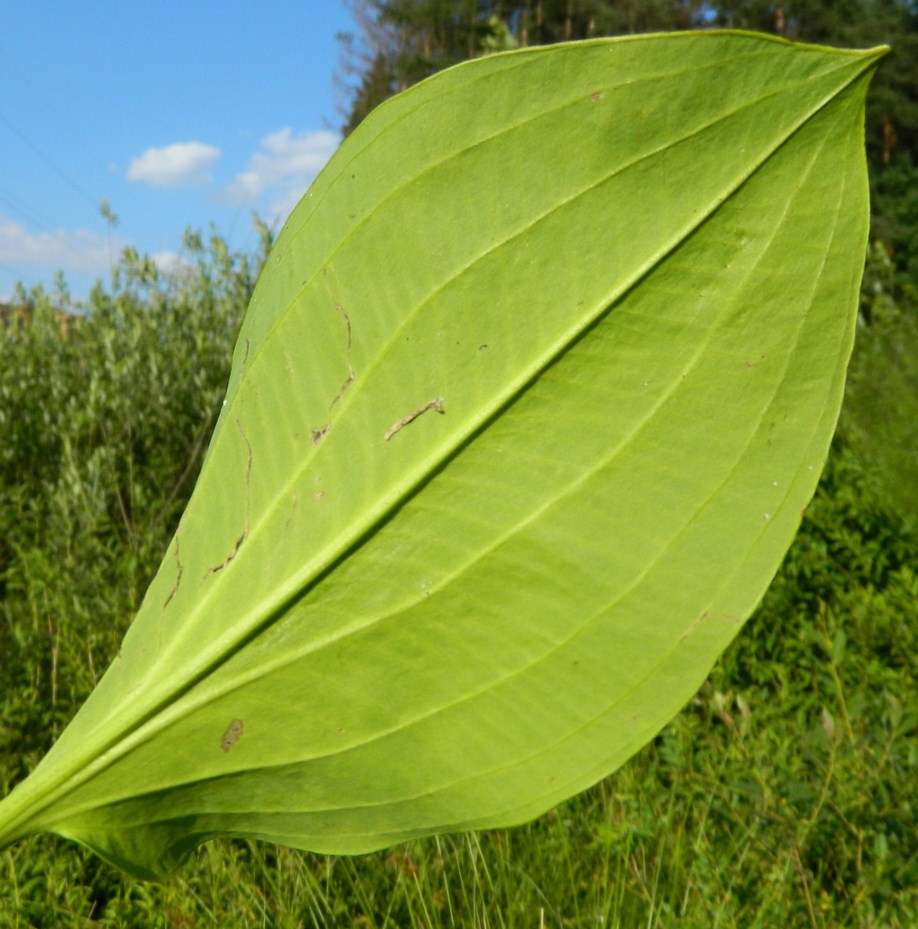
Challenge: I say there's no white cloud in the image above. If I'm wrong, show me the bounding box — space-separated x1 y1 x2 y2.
224 128 339 223
127 141 221 189
150 251 194 279
0 214 114 273
151 250 191 276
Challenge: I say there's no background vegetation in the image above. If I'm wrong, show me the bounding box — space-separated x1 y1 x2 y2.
1 2 915 926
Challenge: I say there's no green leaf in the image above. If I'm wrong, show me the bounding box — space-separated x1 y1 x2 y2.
0 31 885 879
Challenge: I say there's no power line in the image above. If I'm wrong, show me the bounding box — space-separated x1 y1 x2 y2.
0 110 102 214
0 185 115 274
0 87 152 253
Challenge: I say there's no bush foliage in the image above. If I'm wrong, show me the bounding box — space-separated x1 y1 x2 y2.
0 229 269 787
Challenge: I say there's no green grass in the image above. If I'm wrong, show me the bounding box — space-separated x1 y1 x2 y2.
0 238 915 928
846 241 918 529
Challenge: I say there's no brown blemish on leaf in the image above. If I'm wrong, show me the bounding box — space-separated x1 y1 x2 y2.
680 610 740 643
590 91 605 102
327 301 355 408
220 719 244 752
384 398 445 441
315 491 325 502
318 273 358 426
334 302 352 350
285 490 299 529
207 420 252 575
163 539 184 608
207 530 247 576
330 368 355 409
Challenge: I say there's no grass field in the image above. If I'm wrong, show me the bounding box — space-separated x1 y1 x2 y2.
0 239 915 927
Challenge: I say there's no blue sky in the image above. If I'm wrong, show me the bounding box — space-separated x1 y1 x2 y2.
0 1 357 301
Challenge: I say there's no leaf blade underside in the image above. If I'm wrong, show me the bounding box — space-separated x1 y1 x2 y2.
0 31 884 878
